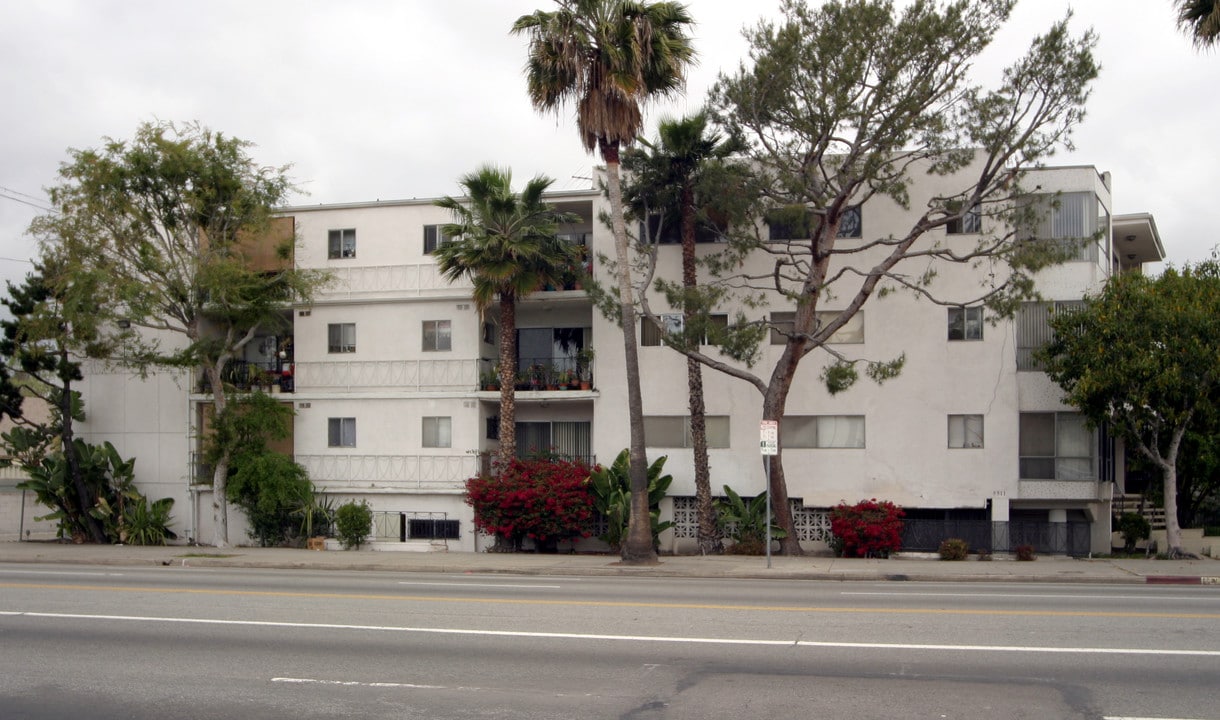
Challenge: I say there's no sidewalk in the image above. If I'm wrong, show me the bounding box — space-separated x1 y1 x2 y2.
3 540 1219 584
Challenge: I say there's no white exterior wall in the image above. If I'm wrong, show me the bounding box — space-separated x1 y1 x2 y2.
68 158 1154 554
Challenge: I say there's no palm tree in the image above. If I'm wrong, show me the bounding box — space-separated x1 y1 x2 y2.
513 0 695 564
1176 0 1220 49
623 111 737 555
433 166 579 469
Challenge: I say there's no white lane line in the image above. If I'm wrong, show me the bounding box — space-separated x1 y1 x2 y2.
5 610 1220 657
397 582 562 589
842 592 1218 601
274 677 448 690
1104 717 1212 720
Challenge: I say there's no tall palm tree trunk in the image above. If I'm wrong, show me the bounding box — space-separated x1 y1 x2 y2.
602 139 657 564
680 182 720 555
497 296 519 468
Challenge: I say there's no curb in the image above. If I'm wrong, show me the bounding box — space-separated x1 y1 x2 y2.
1146 575 1220 585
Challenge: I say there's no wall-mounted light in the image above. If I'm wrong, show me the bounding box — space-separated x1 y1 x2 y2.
1127 253 1137 261
1125 235 1136 243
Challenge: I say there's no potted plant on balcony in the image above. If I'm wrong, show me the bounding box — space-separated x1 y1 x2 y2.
576 347 595 390
528 362 547 390
481 368 500 391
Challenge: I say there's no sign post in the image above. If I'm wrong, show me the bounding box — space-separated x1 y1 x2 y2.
760 420 778 569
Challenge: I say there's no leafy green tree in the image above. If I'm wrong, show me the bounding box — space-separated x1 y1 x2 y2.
206 390 310 546
30 121 328 547
622 111 741 555
1042 261 1220 557
1176 0 1220 49
513 0 695 564
0 261 114 543
433 166 580 468
639 0 1096 553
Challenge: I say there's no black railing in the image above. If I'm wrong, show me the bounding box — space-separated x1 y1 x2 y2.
369 511 459 541
901 519 1091 557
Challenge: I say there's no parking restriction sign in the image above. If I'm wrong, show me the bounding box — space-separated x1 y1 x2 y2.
760 420 778 455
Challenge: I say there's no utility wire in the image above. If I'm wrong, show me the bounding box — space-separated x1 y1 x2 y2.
0 189 53 213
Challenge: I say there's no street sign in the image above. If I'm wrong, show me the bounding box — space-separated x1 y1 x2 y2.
760 420 778 456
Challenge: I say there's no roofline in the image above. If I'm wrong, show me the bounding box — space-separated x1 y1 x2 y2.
278 187 599 214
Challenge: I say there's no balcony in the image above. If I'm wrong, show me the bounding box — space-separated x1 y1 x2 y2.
478 355 594 392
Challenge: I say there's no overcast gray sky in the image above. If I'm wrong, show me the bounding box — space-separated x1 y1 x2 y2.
1 0 1215 293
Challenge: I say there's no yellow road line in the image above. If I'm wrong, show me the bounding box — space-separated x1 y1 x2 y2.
3 582 1219 619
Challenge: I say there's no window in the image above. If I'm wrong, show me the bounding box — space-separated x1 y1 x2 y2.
643 416 730 448
1015 301 1084 370
515 421 593 460
766 205 861 241
1019 412 1095 480
482 322 495 344
422 320 452 351
328 417 356 447
327 323 356 353
771 311 864 344
327 229 356 259
946 203 981 235
782 415 866 448
641 314 727 346
948 415 984 448
836 205 862 238
422 416 452 448
1021 192 1101 262
423 224 450 254
639 214 723 244
948 306 984 341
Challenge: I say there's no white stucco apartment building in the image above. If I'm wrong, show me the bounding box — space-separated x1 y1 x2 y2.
69 155 1165 554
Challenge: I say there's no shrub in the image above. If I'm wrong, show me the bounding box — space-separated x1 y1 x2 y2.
1116 512 1151 553
588 449 673 550
830 499 904 558
335 500 373 550
465 457 594 552
938 538 970 561
1015 544 1036 561
123 497 177 546
227 451 313 547
716 485 787 554
976 550 993 561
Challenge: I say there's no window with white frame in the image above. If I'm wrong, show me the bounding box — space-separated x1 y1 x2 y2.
422 416 452 448
327 323 356 353
1019 412 1095 480
641 313 728 346
328 417 356 447
643 416 730 448
948 414 984 448
422 320 451 351
948 306 984 341
327 229 356 259
771 311 864 344
781 415 866 448
423 224 450 254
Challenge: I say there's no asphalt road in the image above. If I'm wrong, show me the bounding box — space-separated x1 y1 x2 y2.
1 563 1218 719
